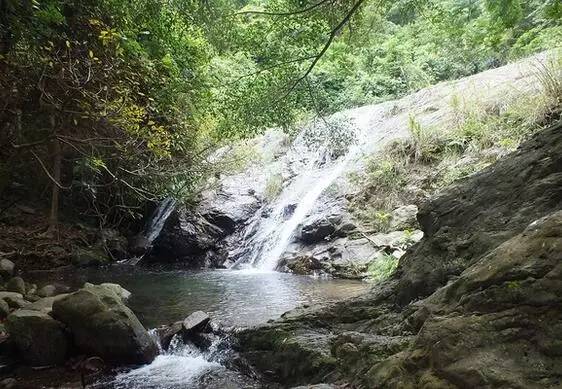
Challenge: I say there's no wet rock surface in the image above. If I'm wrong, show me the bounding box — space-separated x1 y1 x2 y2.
5 309 69 366
52 284 158 365
237 123 562 388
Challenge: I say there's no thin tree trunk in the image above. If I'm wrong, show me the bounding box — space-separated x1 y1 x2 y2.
48 116 61 232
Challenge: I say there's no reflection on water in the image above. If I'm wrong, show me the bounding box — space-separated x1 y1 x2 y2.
27 266 369 328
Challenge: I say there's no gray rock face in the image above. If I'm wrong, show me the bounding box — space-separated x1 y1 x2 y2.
6 309 69 366
397 122 562 304
151 207 229 267
282 230 423 278
0 259 14 280
237 123 562 388
52 285 158 365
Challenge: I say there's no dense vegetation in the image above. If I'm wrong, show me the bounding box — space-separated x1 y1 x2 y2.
0 0 559 231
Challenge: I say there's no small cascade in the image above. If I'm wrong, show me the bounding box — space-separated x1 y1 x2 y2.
111 334 222 389
144 197 177 244
122 198 177 265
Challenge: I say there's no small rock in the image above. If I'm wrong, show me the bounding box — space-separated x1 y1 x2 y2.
71 248 110 267
182 311 210 333
6 278 25 295
0 260 14 280
6 309 70 366
0 378 17 389
37 285 57 298
25 283 37 296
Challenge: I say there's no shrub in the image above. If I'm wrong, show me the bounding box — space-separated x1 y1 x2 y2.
367 253 399 282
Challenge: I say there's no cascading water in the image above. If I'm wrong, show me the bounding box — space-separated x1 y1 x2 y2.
230 107 385 271
258 149 359 270
143 197 177 244
123 197 177 265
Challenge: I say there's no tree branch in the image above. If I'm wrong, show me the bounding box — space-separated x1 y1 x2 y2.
236 0 334 16
30 150 71 190
279 0 366 100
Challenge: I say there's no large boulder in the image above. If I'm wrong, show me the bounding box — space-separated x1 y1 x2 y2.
52 284 158 365
297 214 340 244
367 210 562 388
6 309 70 366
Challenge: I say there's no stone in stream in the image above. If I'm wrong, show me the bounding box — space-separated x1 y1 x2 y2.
37 284 57 298
6 277 25 295
52 284 158 365
0 260 14 280
6 309 70 366
182 311 211 333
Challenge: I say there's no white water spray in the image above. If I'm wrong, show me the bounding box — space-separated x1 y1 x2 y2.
258 150 357 270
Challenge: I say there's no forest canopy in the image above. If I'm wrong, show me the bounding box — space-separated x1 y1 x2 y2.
0 0 560 229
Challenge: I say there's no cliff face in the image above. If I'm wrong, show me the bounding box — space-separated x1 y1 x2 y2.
237 121 562 388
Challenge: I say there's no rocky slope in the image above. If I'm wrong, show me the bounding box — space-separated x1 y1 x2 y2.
150 52 551 277
236 120 562 388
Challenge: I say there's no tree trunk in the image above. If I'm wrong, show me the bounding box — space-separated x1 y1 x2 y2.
48 117 61 232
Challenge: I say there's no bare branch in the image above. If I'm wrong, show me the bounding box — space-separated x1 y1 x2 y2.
236 0 334 16
280 0 366 100
30 150 71 190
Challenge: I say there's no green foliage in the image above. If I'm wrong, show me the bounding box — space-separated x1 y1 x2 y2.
367 253 399 282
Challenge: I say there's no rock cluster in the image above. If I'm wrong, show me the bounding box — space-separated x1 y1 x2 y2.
0 272 156 368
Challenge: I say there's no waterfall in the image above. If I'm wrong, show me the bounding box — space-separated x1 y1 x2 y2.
122 197 177 265
227 109 381 271
144 197 177 244
257 150 357 270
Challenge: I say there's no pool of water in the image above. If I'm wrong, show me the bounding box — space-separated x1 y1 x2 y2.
28 265 370 328
26 265 370 388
